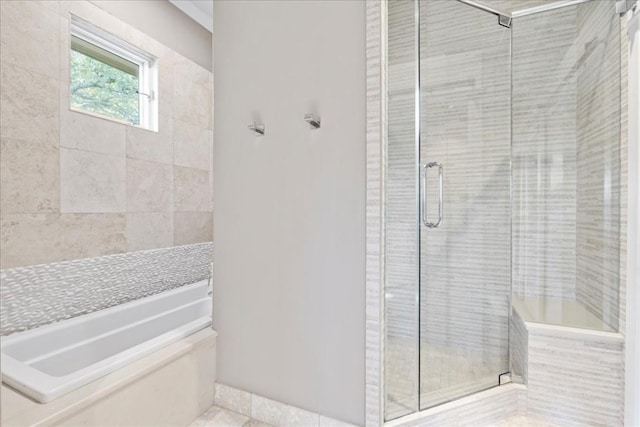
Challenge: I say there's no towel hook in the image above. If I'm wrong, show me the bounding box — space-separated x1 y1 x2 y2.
304 113 321 129
248 122 265 136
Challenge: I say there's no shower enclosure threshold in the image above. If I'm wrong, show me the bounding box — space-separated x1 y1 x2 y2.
385 383 523 427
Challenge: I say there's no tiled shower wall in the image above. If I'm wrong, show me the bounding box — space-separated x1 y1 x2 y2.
0 1 213 331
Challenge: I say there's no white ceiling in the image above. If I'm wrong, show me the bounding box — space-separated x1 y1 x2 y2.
169 0 213 33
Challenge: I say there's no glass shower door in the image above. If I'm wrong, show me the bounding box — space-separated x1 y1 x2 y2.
384 0 512 419
418 0 512 409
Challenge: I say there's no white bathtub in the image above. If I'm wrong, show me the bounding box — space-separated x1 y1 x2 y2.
1 279 212 403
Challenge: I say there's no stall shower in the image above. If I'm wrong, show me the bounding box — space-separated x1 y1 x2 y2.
383 0 623 420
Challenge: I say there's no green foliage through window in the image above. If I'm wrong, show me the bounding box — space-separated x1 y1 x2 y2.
70 47 140 124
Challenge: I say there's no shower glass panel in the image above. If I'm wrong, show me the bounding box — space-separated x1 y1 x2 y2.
418 0 511 410
511 0 621 332
384 0 419 419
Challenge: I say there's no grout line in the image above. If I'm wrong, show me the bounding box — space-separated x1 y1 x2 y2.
250 390 253 420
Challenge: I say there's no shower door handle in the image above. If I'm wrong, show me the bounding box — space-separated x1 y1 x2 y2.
421 162 443 228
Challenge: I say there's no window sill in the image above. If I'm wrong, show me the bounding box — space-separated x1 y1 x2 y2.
69 106 158 133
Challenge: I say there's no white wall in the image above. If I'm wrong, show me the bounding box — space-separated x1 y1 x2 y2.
212 1 366 424
91 0 212 70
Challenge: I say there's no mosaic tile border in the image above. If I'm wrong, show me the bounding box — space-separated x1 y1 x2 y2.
0 242 213 335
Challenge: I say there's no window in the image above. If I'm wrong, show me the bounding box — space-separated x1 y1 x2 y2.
70 16 157 131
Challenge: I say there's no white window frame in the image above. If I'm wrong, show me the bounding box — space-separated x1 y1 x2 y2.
70 15 158 131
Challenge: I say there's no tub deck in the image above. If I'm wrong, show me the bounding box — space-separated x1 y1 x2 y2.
1 328 216 427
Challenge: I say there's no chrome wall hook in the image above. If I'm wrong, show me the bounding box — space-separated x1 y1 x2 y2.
304 113 321 129
248 122 265 136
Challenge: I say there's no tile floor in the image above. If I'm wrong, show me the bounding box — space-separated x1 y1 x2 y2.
495 415 560 426
190 405 273 427
191 403 561 427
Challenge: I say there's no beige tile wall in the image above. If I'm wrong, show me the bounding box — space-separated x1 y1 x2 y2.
0 0 213 268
